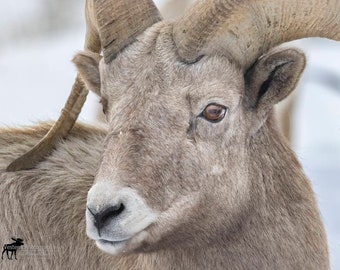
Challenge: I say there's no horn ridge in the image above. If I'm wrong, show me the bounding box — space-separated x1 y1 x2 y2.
95 0 162 63
174 0 340 70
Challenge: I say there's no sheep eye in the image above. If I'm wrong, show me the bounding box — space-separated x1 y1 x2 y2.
201 103 227 123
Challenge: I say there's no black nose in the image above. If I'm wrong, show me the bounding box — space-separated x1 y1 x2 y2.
87 203 125 234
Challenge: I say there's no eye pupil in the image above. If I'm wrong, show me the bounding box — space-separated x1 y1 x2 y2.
202 104 227 122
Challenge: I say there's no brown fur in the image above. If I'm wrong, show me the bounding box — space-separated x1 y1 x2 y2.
0 20 329 269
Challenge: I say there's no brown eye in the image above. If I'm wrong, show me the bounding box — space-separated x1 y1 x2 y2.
202 103 227 123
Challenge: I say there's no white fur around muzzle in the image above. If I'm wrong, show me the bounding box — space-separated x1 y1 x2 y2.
86 181 158 254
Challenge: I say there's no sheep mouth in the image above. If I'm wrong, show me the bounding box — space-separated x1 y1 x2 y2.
98 239 128 246
95 238 130 254
95 228 152 255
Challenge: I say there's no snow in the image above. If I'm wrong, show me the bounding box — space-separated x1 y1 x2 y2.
0 1 339 268
0 30 103 126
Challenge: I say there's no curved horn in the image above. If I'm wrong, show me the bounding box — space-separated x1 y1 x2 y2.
173 0 340 70
95 0 161 63
6 0 161 172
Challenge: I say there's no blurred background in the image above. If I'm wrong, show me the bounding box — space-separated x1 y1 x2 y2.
0 0 339 267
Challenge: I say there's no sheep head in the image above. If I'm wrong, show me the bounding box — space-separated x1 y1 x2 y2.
72 0 338 254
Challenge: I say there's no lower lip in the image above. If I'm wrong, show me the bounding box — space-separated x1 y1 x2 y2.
97 239 128 246
96 239 129 254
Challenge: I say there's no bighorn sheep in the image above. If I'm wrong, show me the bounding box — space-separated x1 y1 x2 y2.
1 0 339 269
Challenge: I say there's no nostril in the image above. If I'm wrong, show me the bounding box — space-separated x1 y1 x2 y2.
87 203 125 231
100 203 125 222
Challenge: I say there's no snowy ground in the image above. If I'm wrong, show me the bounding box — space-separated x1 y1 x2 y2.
0 1 339 268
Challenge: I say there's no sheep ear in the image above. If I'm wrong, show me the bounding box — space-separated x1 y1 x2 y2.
244 48 305 117
73 51 102 96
